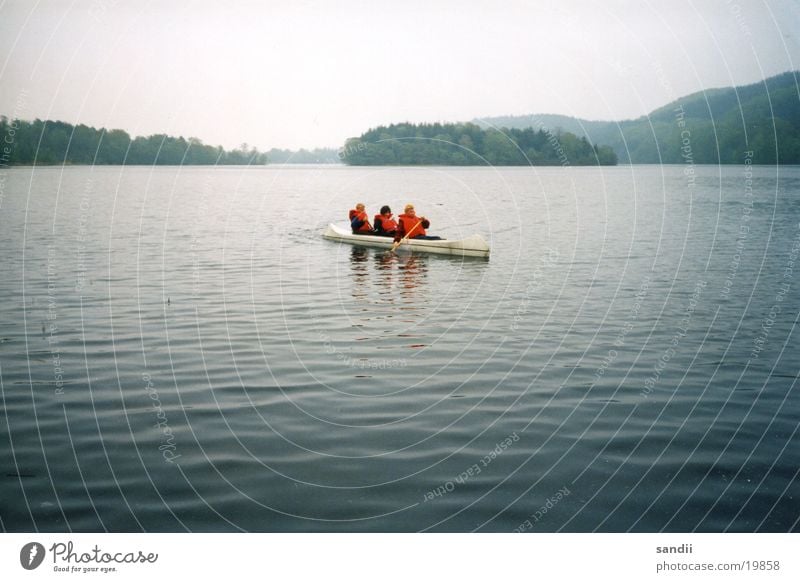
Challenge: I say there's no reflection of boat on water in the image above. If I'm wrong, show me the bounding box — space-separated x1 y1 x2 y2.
344 240 428 347
322 223 490 258
348 247 370 300
348 246 429 305
396 254 426 295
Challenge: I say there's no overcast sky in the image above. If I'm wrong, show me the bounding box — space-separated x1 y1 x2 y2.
1 0 798 150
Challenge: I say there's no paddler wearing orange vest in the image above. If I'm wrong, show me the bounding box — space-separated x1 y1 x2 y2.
373 205 398 237
349 202 372 234
394 203 441 242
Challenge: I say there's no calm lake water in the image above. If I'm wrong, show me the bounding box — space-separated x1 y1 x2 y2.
0 164 798 532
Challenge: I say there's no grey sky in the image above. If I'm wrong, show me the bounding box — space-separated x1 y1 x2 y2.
1 0 798 150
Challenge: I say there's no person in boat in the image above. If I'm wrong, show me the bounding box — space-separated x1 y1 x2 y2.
349 202 372 234
372 205 398 237
394 203 441 242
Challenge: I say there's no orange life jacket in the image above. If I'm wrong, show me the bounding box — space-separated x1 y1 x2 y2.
374 214 398 232
398 213 427 237
349 209 372 233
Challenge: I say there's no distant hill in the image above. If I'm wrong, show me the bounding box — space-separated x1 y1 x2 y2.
479 113 613 142
266 147 341 164
341 122 617 166
478 71 800 164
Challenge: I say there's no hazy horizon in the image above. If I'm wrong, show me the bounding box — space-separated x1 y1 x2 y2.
1 0 798 150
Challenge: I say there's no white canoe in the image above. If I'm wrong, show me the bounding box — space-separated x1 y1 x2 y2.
322 223 490 258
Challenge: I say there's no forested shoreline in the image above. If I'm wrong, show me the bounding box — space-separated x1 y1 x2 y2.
340 122 618 166
0 118 268 165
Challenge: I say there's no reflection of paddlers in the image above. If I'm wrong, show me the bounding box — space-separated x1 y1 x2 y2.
349 202 372 234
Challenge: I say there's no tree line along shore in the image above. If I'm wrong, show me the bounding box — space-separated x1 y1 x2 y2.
340 122 618 166
0 116 615 167
0 117 267 166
